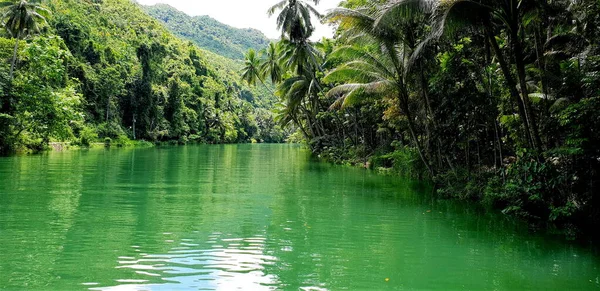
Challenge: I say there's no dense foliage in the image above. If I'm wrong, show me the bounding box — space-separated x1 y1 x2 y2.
0 0 285 154
143 4 271 60
246 0 600 236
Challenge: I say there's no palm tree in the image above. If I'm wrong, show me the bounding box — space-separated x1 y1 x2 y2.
324 6 436 176
275 76 313 135
276 69 325 138
0 0 49 79
240 49 274 95
260 42 283 84
279 39 322 76
267 0 322 43
266 0 328 142
240 49 261 86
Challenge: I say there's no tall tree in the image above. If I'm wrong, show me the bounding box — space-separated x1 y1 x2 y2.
240 48 273 94
267 0 322 43
0 0 49 79
325 6 435 176
265 0 328 143
260 42 283 84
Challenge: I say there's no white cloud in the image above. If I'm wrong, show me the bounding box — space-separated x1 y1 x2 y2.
134 0 341 40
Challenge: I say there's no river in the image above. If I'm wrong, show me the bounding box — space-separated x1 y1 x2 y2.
0 144 598 290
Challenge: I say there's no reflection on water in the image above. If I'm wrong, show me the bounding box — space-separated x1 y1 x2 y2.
95 234 279 291
0 145 599 290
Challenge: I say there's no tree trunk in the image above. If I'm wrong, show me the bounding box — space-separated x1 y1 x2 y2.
258 76 275 96
510 28 543 151
495 119 504 168
484 24 534 149
419 65 438 166
292 114 310 142
9 36 20 80
106 96 111 122
299 106 316 139
419 66 434 121
399 90 435 177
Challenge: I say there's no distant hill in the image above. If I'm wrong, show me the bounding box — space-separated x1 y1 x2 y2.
142 4 271 60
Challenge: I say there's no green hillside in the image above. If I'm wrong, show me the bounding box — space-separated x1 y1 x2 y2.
142 4 271 60
0 0 283 154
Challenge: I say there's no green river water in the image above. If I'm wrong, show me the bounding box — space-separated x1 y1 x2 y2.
0 144 598 290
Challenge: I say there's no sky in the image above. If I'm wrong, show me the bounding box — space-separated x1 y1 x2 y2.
135 0 342 40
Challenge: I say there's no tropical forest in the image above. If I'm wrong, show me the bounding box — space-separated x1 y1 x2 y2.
0 0 599 290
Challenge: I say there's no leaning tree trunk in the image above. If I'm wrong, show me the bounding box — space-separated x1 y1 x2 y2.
399 89 435 177
510 27 543 152
292 114 310 141
9 35 21 80
484 24 534 149
257 76 275 96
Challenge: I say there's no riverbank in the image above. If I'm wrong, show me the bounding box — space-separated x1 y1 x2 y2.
12 140 155 155
18 139 272 156
315 144 598 241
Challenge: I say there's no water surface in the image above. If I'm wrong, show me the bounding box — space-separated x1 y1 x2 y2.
0 145 598 290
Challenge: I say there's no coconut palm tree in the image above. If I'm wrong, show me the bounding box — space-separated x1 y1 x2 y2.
279 39 323 76
240 49 262 86
265 0 328 142
267 0 322 43
324 6 436 176
0 0 49 79
260 42 283 84
276 70 325 138
240 49 275 95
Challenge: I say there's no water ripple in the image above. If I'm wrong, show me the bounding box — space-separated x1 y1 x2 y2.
95 235 279 291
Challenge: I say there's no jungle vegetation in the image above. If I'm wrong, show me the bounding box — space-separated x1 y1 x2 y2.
242 0 600 236
0 0 285 155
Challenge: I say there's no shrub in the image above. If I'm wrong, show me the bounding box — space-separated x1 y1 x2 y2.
97 122 125 139
78 126 98 147
188 134 203 143
370 146 426 179
113 135 133 147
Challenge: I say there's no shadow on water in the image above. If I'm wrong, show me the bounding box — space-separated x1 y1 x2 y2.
0 144 598 290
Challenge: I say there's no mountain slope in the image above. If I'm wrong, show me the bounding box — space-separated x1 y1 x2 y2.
0 0 283 153
142 4 271 60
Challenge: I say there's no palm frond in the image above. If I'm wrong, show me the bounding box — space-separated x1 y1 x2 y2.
267 0 288 17
328 45 395 78
323 63 383 84
374 0 435 28
409 0 488 72
326 7 375 35
327 81 392 109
